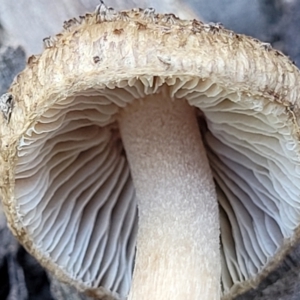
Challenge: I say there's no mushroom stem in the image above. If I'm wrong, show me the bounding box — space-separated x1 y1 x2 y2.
118 91 220 300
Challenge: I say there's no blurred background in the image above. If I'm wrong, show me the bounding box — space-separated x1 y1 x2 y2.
1 0 300 299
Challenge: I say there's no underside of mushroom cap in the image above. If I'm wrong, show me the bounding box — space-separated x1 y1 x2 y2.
1 4 300 299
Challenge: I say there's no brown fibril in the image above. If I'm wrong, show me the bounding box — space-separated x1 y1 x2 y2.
1 3 300 300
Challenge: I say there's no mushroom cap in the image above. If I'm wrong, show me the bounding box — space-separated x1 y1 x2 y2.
1 5 300 299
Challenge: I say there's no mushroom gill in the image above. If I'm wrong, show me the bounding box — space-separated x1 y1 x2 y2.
1 4 300 300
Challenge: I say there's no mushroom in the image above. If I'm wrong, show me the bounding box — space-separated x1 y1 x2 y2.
0 0 198 55
1 3 300 300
